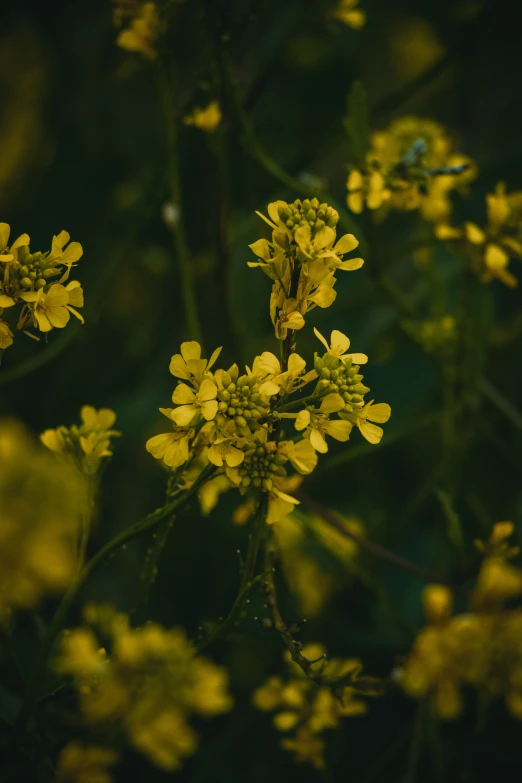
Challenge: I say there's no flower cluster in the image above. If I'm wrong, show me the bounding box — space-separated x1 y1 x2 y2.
331 0 366 29
397 522 522 719
0 224 84 350
0 420 88 623
113 0 160 60
146 329 389 523
146 200 390 523
54 743 118 783
253 644 371 769
56 604 233 772
184 101 222 133
346 117 474 223
249 198 364 340
41 406 120 476
436 182 522 288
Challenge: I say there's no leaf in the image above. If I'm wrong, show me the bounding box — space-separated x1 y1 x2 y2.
344 80 370 166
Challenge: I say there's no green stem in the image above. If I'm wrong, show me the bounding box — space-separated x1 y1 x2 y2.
157 56 203 343
15 464 215 733
197 493 268 652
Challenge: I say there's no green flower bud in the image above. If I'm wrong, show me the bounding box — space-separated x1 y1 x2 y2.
218 401 228 413
221 372 231 388
279 205 291 222
302 199 311 211
36 279 46 289
21 277 32 288
262 478 273 491
42 268 56 278
314 219 325 232
20 265 29 276
235 415 247 428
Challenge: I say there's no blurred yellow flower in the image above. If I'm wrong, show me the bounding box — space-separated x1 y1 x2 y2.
0 419 88 621
114 1 159 60
54 742 118 783
57 606 233 771
41 406 120 476
331 0 366 29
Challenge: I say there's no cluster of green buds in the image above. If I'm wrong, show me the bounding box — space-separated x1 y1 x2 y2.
314 354 369 415
277 198 339 237
217 368 270 436
41 406 120 476
10 248 61 293
236 442 288 492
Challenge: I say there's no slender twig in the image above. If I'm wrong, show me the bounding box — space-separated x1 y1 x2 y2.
156 55 203 343
14 464 216 733
263 538 323 681
298 492 466 590
197 493 268 652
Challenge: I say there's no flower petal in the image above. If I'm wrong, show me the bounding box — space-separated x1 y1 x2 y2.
320 393 345 413
199 379 218 402
334 234 359 255
310 428 328 453
180 341 202 362
294 410 311 431
171 404 198 426
358 419 383 444
366 402 391 423
323 420 352 442
169 354 191 379
201 399 218 420
313 327 330 352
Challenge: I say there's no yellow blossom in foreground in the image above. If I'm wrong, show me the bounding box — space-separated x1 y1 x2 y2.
0 420 88 621
331 0 366 29
57 606 233 771
169 341 222 384
41 406 120 476
54 743 118 783
171 379 218 425
184 101 222 133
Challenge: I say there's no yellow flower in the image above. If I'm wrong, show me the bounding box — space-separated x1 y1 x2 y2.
351 400 391 444
253 351 316 396
41 406 120 475
146 427 192 468
169 341 222 384
0 319 13 349
294 394 352 453
279 438 318 475
115 1 159 60
346 169 390 213
294 224 364 271
0 222 30 261
20 282 84 333
171 378 218 425
281 729 326 769
207 436 244 468
331 0 366 29
184 101 222 133
273 298 305 341
0 419 88 619
314 326 368 364
57 608 233 771
54 742 118 783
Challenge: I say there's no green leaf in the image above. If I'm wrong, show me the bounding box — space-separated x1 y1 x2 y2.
344 80 370 166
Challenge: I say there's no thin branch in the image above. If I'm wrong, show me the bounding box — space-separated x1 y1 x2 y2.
297 492 467 590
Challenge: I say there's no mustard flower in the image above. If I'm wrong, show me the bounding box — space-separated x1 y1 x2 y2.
184 101 222 133
253 351 316 397
0 419 88 621
399 523 522 720
114 1 160 60
41 406 120 476
169 341 222 384
57 606 233 771
253 643 371 769
436 182 522 287
331 0 366 29
313 327 368 363
346 117 475 221
0 223 84 346
293 394 352 453
171 379 219 425
54 742 118 783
